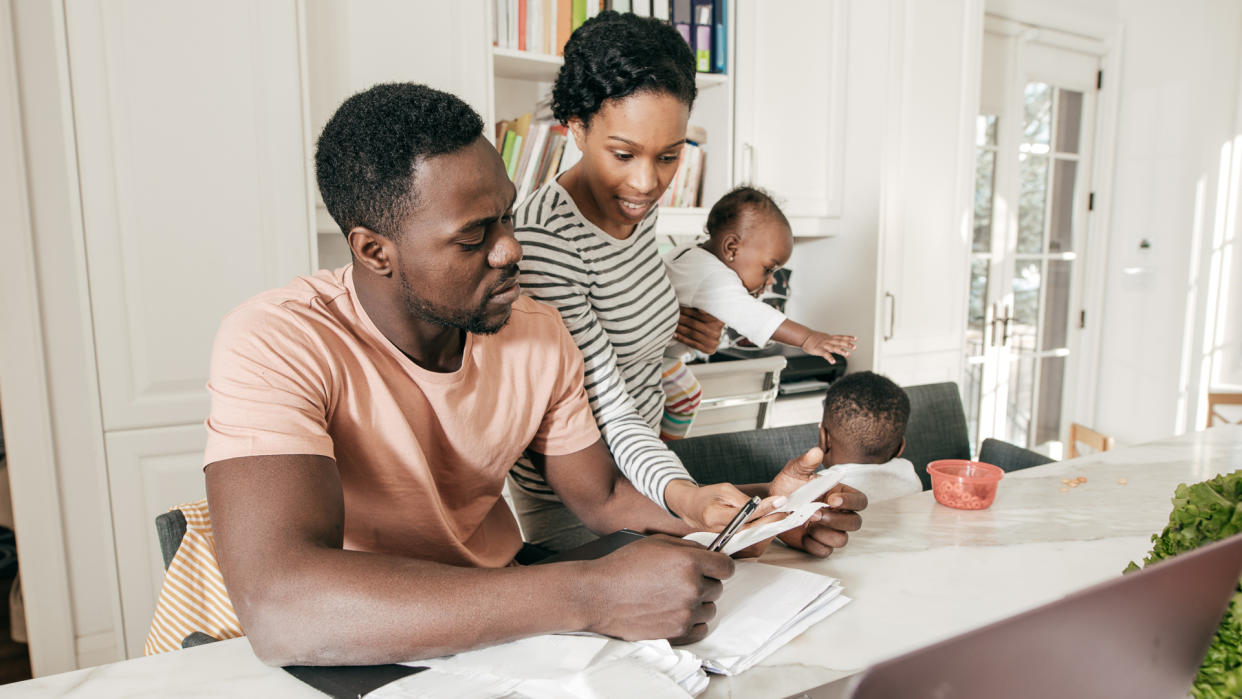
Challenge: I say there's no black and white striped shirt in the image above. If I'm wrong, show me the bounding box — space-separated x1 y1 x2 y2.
511 181 694 510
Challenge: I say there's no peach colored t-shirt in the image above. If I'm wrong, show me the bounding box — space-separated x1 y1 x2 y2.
203 266 601 568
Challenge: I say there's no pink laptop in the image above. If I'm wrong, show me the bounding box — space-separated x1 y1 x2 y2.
791 532 1242 698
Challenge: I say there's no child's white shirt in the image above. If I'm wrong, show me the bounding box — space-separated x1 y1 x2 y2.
822 458 922 503
662 245 786 360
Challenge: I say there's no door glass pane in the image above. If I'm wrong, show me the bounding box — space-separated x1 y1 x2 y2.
974 149 996 252
1055 89 1083 154
977 114 998 147
1042 260 1071 351
964 362 984 449
1012 259 1041 353
1048 159 1076 253
1005 355 1036 448
1036 355 1066 445
967 259 989 353
1023 83 1052 146
1018 153 1048 253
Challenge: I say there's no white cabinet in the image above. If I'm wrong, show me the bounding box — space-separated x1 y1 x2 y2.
873 0 982 385
65 0 314 431
304 0 489 268
733 0 847 237
104 425 209 659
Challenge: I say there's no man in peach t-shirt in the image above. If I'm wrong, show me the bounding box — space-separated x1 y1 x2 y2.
205 83 866 667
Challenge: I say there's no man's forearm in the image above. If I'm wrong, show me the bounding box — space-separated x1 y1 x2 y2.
237 546 598 666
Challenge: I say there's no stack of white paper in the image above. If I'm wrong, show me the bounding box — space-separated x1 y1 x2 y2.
369 635 707 698
681 560 850 675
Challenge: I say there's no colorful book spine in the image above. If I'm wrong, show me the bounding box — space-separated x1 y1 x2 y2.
557 0 572 54
518 0 528 51
501 132 519 179
572 0 586 31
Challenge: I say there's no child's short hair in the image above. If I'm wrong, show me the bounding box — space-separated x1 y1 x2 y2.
705 185 790 239
822 371 910 462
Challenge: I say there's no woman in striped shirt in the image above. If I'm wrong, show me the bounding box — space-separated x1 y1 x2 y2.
508 11 752 551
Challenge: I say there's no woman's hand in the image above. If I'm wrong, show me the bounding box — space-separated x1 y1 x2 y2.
799 332 857 364
664 479 785 533
675 306 725 355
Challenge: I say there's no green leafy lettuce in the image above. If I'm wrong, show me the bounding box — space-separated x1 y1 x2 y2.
1126 470 1242 698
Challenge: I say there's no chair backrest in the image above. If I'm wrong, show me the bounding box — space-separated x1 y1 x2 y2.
903 382 971 490
155 509 188 571
978 437 1056 473
1207 392 1242 427
1068 422 1115 459
668 422 820 485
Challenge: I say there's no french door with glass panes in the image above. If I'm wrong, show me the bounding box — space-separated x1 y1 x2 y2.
964 30 1100 455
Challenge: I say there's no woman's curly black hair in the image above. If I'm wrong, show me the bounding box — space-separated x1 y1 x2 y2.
315 82 483 240
552 10 697 126
705 186 791 239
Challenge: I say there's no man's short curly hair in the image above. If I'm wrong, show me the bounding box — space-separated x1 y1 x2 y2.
705 186 791 240
823 371 910 462
315 83 483 240
552 10 697 126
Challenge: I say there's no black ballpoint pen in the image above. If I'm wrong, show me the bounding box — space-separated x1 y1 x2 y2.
708 495 762 553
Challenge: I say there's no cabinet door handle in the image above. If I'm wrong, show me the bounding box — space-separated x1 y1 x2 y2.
884 292 896 341
742 142 755 183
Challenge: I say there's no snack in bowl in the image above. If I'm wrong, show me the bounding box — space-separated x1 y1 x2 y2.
927 460 1004 510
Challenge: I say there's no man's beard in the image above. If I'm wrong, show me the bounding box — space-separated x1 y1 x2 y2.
397 267 516 335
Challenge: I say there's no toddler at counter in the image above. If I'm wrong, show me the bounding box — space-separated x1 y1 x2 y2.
814 370 920 502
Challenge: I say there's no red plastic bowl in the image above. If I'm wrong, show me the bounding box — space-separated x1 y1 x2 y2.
927 460 1004 510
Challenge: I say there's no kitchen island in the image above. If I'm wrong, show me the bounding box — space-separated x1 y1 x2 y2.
10 425 1241 698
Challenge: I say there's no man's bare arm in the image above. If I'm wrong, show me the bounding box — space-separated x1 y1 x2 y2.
207 454 733 666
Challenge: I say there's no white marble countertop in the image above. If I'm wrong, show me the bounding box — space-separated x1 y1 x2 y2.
10 425 1242 698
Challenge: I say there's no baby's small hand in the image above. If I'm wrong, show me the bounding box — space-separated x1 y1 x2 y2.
801 332 857 362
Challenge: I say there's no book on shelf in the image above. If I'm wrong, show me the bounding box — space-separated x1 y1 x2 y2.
495 0 592 56
659 124 706 209
496 113 571 203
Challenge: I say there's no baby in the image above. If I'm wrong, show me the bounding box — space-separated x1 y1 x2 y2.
658 186 856 439
663 186 857 364
815 370 920 502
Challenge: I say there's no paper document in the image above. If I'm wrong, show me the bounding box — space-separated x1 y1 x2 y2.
681 561 851 675
683 470 849 555
369 635 706 698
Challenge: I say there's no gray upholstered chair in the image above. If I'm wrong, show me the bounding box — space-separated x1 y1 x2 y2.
978 437 1055 473
901 382 971 490
669 423 819 485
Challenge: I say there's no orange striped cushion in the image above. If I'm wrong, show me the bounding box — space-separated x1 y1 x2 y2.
144 500 244 654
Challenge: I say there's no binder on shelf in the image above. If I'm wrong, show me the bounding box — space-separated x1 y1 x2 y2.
611 0 632 12
672 0 692 45
653 0 669 21
630 0 649 17
692 0 712 72
712 0 726 73
586 0 600 20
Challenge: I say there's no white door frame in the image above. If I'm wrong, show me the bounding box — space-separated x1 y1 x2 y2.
0 0 79 675
981 10 1123 433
